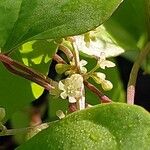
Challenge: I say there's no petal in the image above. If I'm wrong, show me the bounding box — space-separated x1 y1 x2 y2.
100 60 115 69
75 91 82 98
99 52 106 60
80 60 88 66
95 72 106 80
78 96 85 110
58 81 65 91
60 91 67 99
80 67 87 74
69 97 77 103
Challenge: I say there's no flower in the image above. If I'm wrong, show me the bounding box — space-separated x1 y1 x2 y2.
97 52 115 69
58 74 84 103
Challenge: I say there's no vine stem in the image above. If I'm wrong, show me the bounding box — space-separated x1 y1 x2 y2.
127 42 150 104
0 53 54 90
84 81 112 103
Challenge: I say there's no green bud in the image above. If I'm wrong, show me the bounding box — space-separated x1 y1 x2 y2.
56 110 65 119
91 72 106 84
55 64 71 74
101 80 113 91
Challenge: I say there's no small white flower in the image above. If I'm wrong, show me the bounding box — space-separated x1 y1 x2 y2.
97 52 115 69
58 74 84 103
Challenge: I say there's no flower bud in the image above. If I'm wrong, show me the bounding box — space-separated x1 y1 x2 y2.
101 80 113 91
55 64 70 74
56 110 65 119
91 72 106 84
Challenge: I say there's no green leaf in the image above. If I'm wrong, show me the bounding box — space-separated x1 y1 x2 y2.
0 0 22 48
0 63 34 119
11 111 30 144
0 107 5 121
48 96 68 121
0 40 57 119
17 103 150 150
74 25 124 58
80 56 125 103
1 0 123 51
104 0 147 51
18 40 58 98
55 64 71 74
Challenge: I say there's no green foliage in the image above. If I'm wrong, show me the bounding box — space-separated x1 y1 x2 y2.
104 0 147 51
17 103 150 150
1 0 150 149
0 40 57 119
0 107 5 121
0 0 123 51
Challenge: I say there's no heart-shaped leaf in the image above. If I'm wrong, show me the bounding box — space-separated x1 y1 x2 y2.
0 0 123 51
17 103 150 150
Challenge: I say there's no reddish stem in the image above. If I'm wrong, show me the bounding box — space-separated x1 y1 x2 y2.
84 81 112 103
0 53 54 90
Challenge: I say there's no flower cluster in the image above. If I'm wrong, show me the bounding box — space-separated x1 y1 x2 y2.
57 26 124 106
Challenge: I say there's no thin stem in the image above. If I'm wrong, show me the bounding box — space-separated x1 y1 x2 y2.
3 63 52 90
0 121 58 136
127 42 150 104
84 80 112 103
76 84 86 110
68 103 77 113
0 54 48 82
86 62 99 77
71 42 80 73
59 45 73 60
0 53 54 90
53 54 67 64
